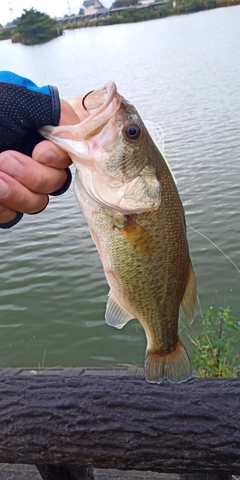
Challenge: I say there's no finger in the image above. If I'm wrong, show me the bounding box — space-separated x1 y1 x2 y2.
33 100 80 167
0 150 69 195
59 99 80 125
0 203 18 225
0 173 48 214
32 140 72 169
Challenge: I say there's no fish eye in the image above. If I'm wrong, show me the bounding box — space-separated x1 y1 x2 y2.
124 123 141 140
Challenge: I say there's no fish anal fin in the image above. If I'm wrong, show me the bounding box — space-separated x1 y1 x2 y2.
106 293 134 329
181 260 197 324
145 338 192 384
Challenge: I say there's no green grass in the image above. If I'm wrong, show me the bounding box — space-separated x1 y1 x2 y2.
184 306 240 378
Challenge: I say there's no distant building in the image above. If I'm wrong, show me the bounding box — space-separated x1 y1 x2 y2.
82 0 107 15
138 0 155 4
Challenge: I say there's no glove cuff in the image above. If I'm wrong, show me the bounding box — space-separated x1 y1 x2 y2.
49 86 61 126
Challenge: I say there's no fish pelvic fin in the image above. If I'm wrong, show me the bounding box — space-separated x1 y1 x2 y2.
105 292 134 329
180 260 197 324
145 338 192 384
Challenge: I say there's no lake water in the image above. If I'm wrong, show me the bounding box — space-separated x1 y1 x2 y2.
0 6 239 368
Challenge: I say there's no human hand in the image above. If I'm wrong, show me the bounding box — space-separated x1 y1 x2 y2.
0 72 83 229
0 99 80 227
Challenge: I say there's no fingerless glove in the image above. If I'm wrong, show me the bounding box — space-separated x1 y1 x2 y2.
0 71 60 155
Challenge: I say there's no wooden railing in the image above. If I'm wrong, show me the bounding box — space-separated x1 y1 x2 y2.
0 375 239 480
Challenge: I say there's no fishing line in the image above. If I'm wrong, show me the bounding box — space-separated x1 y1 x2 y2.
197 296 203 318
143 122 239 275
186 221 240 274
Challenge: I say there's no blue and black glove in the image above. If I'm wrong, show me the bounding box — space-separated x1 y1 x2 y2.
0 71 72 229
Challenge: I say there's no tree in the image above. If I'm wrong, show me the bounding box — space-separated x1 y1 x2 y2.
0 28 12 41
111 0 138 8
11 8 63 45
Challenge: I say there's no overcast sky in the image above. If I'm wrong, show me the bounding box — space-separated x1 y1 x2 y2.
1 0 110 26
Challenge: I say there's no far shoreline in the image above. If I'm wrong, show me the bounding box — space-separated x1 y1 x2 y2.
63 1 240 31
0 1 239 43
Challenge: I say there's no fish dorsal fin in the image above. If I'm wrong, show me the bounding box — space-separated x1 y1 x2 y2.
144 120 176 183
144 120 165 154
106 292 134 329
180 260 197 324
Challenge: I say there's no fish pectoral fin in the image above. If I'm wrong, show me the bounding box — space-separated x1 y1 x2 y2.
180 260 197 324
118 217 156 253
145 338 192 384
106 293 134 329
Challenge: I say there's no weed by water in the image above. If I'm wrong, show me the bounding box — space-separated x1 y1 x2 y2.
184 306 240 378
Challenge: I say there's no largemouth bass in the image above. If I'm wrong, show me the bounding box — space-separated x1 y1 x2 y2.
41 82 197 383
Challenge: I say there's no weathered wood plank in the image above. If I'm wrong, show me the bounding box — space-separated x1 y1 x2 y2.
0 376 239 473
0 366 143 377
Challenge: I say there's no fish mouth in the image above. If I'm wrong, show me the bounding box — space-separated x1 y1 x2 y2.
39 82 121 155
72 82 121 146
81 82 120 123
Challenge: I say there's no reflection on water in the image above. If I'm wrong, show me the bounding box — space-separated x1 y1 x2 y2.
0 6 240 367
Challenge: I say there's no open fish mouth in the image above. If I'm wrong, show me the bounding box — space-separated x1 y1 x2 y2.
41 82 120 144
81 82 119 120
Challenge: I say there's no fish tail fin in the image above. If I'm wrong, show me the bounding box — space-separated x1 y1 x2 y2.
145 338 192 384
